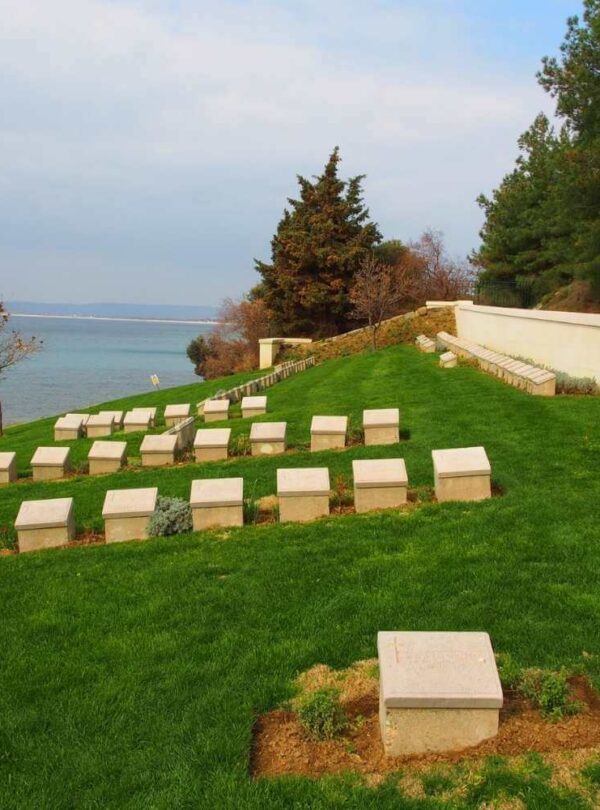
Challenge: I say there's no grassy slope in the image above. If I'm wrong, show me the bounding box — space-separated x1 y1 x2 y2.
0 345 599 809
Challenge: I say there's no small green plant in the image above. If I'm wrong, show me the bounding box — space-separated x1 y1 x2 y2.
230 434 251 456
518 667 582 721
421 770 455 796
331 474 353 509
496 655 584 721
495 652 522 690
555 372 598 395
243 498 259 525
297 687 347 741
581 759 600 786
148 496 193 537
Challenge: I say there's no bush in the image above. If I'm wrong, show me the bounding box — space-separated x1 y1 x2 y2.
230 434 252 456
518 667 582 721
297 687 347 741
148 496 193 537
555 372 598 395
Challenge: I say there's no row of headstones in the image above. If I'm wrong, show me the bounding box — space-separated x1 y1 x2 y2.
50 355 317 442
436 331 557 396
13 445 493 553
52 394 274 442
1 407 405 483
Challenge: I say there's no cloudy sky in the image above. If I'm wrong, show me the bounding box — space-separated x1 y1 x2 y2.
0 0 580 306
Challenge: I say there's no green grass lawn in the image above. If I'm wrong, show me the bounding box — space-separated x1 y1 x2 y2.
1 345 599 809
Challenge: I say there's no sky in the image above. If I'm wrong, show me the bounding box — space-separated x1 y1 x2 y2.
0 0 583 307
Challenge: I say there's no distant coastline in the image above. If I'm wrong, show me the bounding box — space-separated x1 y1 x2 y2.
11 313 218 326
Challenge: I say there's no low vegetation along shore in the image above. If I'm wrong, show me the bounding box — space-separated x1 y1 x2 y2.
1 344 599 808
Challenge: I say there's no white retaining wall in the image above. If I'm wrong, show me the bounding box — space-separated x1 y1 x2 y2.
453 303 600 381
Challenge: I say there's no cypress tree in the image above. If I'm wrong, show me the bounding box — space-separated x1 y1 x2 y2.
255 148 381 336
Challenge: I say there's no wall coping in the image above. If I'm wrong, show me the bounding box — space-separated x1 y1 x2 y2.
259 337 313 346
457 303 600 329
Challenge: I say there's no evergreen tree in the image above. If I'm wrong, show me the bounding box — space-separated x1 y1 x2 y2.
474 1 600 302
255 148 381 336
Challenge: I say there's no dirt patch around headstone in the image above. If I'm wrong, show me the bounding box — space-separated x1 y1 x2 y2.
251 659 600 782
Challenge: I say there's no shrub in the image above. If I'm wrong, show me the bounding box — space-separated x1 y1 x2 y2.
230 434 252 456
297 687 347 741
555 372 598 395
148 496 193 537
518 667 582 721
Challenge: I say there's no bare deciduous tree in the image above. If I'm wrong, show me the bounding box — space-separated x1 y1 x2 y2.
410 229 476 301
0 302 42 434
349 255 405 349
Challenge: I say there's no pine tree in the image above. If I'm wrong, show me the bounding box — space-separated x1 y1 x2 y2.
474 1 600 303
255 148 381 336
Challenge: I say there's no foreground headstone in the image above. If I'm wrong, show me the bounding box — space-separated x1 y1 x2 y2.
194 428 231 462
190 477 244 530
203 399 230 423
123 410 152 433
102 487 158 543
85 413 115 438
277 467 330 523
310 416 348 452
164 403 191 427
88 441 127 475
250 422 287 456
140 434 178 467
0 451 17 485
378 631 503 756
363 408 400 446
241 395 267 419
31 446 71 481
54 413 87 441
353 459 408 513
15 497 75 553
432 446 491 502
439 351 457 369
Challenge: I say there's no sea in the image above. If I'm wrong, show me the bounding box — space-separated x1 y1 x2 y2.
1 316 211 425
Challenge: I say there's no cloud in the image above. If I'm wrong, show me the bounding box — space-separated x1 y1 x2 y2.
0 0 556 303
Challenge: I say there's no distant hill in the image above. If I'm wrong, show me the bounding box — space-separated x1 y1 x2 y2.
7 301 219 321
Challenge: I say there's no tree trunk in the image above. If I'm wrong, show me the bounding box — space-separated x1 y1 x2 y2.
0 400 3 436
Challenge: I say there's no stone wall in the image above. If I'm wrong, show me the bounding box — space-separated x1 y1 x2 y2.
197 356 316 412
452 303 600 382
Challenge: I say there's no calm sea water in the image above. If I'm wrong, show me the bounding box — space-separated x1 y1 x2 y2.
1 316 210 425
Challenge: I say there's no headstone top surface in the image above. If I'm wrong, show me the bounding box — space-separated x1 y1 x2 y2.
31 446 70 466
310 415 348 434
353 458 408 488
363 408 400 427
250 422 287 442
16 497 74 530
190 477 243 507
140 434 178 452
164 403 191 417
194 428 231 447
88 441 127 460
86 413 114 427
277 467 330 496
204 399 230 413
0 451 16 468
102 487 158 518
432 446 491 478
378 631 503 709
242 396 267 408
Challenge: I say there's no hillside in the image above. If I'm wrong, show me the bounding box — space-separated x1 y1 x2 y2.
1 345 600 808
